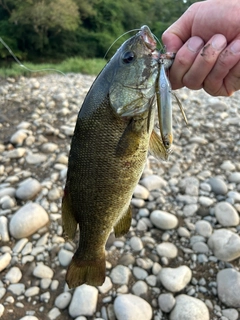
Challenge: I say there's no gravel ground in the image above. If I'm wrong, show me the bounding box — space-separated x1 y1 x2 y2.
0 74 240 320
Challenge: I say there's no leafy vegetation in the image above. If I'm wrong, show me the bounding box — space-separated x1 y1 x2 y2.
0 57 106 77
0 0 198 65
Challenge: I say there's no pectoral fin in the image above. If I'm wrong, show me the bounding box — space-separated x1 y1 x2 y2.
62 185 77 240
114 205 132 238
149 129 169 161
116 119 141 157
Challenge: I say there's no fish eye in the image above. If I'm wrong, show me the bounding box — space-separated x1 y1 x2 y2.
122 51 135 64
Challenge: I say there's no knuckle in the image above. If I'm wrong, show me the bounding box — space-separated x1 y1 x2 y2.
183 75 202 90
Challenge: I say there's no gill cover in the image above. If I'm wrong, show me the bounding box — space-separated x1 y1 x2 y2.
109 26 158 118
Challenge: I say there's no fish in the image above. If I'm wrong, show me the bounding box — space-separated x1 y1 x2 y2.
62 25 168 288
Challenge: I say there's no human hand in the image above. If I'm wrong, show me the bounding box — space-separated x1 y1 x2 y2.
162 0 240 96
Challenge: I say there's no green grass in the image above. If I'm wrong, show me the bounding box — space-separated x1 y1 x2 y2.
0 57 107 78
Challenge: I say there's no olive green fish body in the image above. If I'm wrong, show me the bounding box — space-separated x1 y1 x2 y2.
62 26 166 288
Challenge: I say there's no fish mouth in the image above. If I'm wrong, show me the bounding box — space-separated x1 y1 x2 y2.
140 25 157 52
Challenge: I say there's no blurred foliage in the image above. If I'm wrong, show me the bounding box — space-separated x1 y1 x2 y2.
0 0 198 63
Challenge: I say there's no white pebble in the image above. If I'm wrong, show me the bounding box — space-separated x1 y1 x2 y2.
208 229 240 261
10 202 49 239
16 178 42 200
150 210 178 230
170 294 209 320
5 267 22 284
55 292 72 309
114 294 152 320
140 175 167 191
33 264 54 279
156 242 178 258
195 220 212 237
0 252 11 272
110 265 131 285
215 201 239 226
0 216 10 242
69 285 98 317
129 236 143 251
159 266 192 292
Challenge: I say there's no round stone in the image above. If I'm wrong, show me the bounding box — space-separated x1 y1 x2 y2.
0 216 10 242
41 142 58 153
55 292 72 309
208 229 240 261
98 276 113 294
228 172 240 183
133 184 149 200
110 265 131 285
208 177 228 195
129 236 143 252
5 267 22 284
0 253 11 272
10 130 28 146
198 196 214 207
26 153 47 164
195 220 212 237
215 202 239 226
9 202 49 239
156 242 178 258
132 280 148 296
25 286 40 297
114 294 152 320
0 304 4 317
158 293 176 313
19 317 39 320
6 148 26 158
159 266 192 292
217 269 240 307
16 178 42 200
192 242 209 253
220 160 236 171
150 210 178 230
169 294 209 320
58 249 73 267
68 284 98 317
222 308 239 320
182 204 198 217
140 175 167 191
33 264 54 279
133 267 148 280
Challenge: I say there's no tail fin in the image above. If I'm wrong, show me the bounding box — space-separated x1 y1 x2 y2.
66 254 106 288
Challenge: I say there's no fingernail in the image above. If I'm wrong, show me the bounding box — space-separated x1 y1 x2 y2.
211 34 227 51
230 40 240 54
187 36 204 53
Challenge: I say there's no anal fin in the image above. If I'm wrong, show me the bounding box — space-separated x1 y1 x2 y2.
114 205 132 238
149 129 169 161
62 185 77 240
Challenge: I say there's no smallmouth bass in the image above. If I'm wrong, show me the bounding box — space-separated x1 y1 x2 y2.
62 25 168 288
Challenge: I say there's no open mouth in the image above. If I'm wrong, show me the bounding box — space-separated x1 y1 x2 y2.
140 25 157 52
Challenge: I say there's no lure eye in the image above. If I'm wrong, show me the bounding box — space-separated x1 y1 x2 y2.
122 51 135 64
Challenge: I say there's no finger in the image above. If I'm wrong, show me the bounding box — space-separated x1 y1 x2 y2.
182 34 227 90
162 2 201 51
203 39 240 96
168 36 205 90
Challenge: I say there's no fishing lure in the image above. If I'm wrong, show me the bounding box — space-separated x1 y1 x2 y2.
157 52 188 153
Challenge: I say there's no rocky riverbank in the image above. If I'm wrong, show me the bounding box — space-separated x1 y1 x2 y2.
0 74 240 320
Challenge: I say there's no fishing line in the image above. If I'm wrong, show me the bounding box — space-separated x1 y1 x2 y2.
0 37 66 76
104 28 140 59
